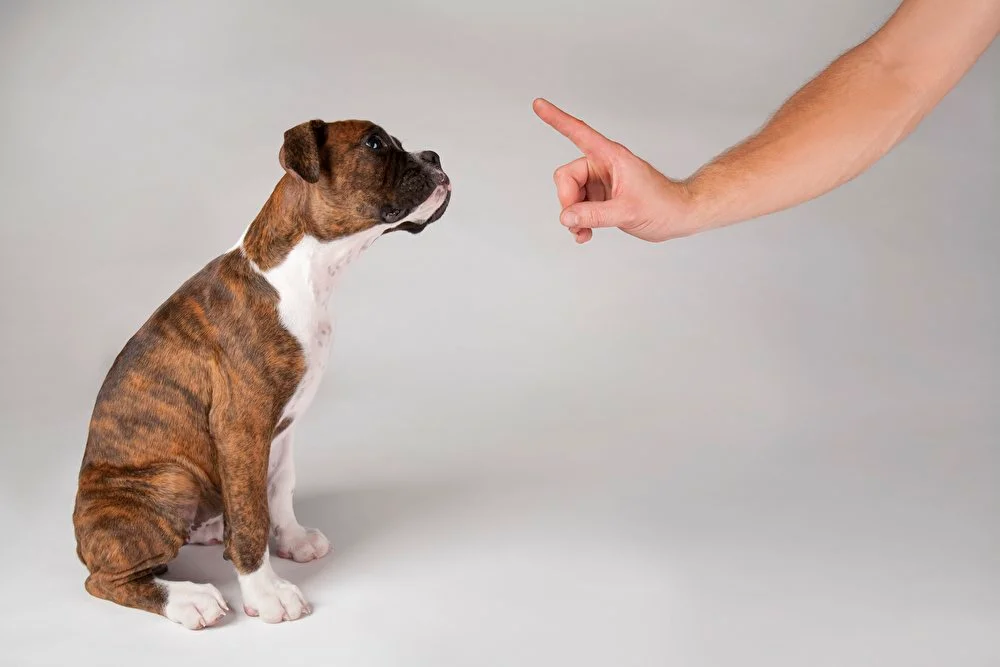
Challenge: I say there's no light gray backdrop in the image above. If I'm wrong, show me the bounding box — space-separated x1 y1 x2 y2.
1 1 997 665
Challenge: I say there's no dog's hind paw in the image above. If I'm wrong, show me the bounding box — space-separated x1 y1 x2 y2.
161 580 229 630
275 526 330 563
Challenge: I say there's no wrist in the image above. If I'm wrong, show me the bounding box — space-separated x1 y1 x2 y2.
646 174 717 241
678 169 725 233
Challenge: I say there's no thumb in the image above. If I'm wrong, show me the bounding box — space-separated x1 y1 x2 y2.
560 200 628 230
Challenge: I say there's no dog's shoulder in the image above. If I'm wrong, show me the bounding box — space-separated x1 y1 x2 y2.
95 250 284 397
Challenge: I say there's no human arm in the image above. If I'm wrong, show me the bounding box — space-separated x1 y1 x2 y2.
534 0 1000 243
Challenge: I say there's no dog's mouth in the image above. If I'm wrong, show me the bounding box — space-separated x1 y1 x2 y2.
385 184 451 235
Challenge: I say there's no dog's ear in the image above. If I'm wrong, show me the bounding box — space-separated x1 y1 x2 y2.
279 119 327 183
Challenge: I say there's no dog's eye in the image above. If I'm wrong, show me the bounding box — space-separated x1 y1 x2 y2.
365 135 384 151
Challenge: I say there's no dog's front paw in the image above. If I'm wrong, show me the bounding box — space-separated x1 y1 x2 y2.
240 564 310 623
275 526 331 563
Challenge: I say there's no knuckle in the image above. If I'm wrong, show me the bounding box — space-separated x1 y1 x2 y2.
610 142 632 159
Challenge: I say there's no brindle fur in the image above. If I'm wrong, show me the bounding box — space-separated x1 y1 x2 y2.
73 119 449 620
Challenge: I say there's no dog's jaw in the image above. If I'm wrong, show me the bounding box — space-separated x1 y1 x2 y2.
386 184 451 235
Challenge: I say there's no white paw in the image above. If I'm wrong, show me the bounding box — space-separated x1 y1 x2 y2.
239 555 311 623
187 515 224 545
160 580 229 630
275 526 330 563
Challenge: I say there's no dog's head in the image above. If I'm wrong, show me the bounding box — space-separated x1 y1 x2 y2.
278 119 450 239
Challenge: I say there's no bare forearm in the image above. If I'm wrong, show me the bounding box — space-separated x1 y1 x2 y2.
683 0 999 231
685 43 922 228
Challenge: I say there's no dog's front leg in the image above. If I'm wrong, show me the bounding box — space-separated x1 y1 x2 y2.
215 420 311 623
268 429 331 562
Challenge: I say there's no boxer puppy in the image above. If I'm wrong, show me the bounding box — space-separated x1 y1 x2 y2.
73 119 450 628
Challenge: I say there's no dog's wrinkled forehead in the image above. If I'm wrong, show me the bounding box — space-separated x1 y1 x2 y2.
280 119 407 184
327 121 407 160
324 120 377 150
324 121 403 153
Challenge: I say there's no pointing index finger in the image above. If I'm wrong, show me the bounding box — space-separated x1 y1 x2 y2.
533 98 611 155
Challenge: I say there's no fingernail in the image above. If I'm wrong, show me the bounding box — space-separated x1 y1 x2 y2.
562 211 578 227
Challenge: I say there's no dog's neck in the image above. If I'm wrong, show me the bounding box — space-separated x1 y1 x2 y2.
240 177 311 271
238 177 384 303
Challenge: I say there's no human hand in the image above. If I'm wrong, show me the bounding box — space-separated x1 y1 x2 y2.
532 98 701 244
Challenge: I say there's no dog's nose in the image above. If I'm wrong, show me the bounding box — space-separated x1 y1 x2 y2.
418 151 441 168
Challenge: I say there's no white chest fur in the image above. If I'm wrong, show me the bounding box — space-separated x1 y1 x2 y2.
257 226 387 426
242 183 448 445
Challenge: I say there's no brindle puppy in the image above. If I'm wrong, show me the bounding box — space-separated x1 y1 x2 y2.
73 119 450 628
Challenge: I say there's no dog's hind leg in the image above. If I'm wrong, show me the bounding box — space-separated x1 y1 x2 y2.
74 465 229 629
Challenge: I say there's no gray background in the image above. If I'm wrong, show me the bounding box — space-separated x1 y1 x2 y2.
1 1 997 665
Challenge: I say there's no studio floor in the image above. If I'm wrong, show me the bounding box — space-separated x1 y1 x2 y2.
6 388 998 665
